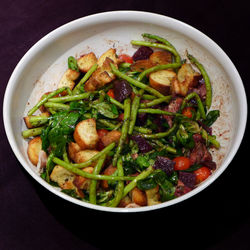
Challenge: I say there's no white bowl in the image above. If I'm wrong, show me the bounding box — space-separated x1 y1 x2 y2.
3 11 247 212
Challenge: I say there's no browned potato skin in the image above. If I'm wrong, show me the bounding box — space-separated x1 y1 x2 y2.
101 130 121 147
149 51 172 65
118 196 132 208
130 59 156 72
131 187 147 206
73 167 94 190
101 165 117 189
77 52 97 72
27 136 42 165
74 150 99 166
145 186 161 206
97 48 118 66
73 119 99 149
68 142 81 161
149 69 176 95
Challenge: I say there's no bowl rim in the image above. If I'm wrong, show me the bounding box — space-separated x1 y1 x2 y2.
3 10 248 213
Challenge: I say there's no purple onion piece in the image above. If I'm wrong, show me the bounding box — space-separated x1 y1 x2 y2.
131 135 152 153
113 80 132 102
136 113 147 126
132 46 153 61
178 172 196 189
153 156 175 176
201 160 216 170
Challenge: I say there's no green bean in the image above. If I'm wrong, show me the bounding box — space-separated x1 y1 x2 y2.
29 115 49 127
139 96 172 108
123 166 154 197
180 92 206 119
27 87 67 115
73 142 116 168
63 146 70 163
142 33 181 63
112 98 131 166
97 119 117 129
140 123 177 139
110 63 164 98
133 126 152 134
119 62 131 68
108 96 124 109
141 94 157 100
98 90 106 103
48 92 92 103
129 88 144 135
152 140 177 154
201 129 220 149
47 108 56 115
187 53 212 110
53 157 134 181
72 63 98 95
131 40 179 60
113 122 123 131
22 126 45 138
89 155 107 204
137 63 181 82
110 157 125 207
138 108 183 117
44 102 70 111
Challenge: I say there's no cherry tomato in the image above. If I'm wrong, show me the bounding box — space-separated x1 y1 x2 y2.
173 156 191 171
118 54 133 64
194 167 211 183
107 89 115 99
97 129 109 139
182 107 195 118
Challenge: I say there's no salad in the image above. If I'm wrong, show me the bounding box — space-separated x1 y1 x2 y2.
22 33 220 208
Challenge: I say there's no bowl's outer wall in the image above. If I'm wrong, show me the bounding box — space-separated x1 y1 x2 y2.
3 11 247 212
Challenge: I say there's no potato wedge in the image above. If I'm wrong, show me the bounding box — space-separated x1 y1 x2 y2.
73 119 99 149
27 136 42 166
149 51 172 65
68 142 81 161
97 48 118 66
58 69 80 91
50 165 75 189
149 69 176 95
101 130 121 147
74 150 99 166
145 186 161 206
77 52 97 72
177 63 200 88
118 196 132 208
131 187 147 206
130 59 155 72
73 167 94 190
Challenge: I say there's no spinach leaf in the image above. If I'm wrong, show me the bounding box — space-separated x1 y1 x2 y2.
111 104 119 115
136 155 150 170
92 102 119 119
97 190 114 204
203 110 220 127
181 164 202 172
137 175 157 190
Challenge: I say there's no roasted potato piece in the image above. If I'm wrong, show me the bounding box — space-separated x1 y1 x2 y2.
131 187 147 206
77 52 97 72
73 167 94 190
118 196 132 208
149 51 172 65
101 130 121 147
24 112 50 129
145 186 161 206
149 69 176 95
97 48 118 66
50 165 75 189
73 119 99 149
101 165 117 189
177 63 200 88
74 150 99 166
84 58 117 92
68 142 81 161
171 78 189 96
58 69 80 90
130 59 155 72
27 136 42 165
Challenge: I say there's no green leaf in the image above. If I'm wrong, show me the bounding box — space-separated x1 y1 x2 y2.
92 102 119 119
68 56 79 71
203 110 220 127
111 104 119 115
181 164 202 172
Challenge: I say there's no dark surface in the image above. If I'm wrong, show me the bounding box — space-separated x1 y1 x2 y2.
0 1 249 249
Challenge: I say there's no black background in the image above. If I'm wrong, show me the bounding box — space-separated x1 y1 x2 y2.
1 1 249 249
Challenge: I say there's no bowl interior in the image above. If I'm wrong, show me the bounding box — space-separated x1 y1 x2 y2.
4 11 246 212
